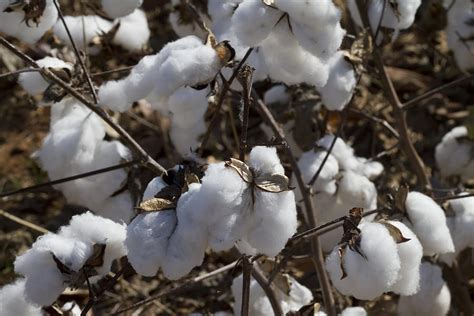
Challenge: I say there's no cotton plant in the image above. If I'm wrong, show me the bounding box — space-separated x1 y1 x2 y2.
231 273 313 316
398 262 451 316
53 9 150 53
325 208 423 300
0 279 42 316
440 194 474 265
13 212 126 306
0 0 58 44
444 0 474 71
297 135 383 251
435 126 474 181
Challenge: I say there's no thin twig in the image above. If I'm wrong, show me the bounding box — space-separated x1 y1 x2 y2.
0 209 50 234
251 92 337 316
241 256 252 316
0 36 166 175
91 66 134 77
355 0 431 192
198 48 254 155
238 65 255 160
0 160 140 198
53 0 98 103
402 74 474 110
251 265 284 316
434 193 474 201
347 107 400 139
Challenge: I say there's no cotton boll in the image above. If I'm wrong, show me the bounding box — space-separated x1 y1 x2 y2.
170 117 206 156
101 0 142 18
232 273 313 316
15 233 92 306
297 149 339 195
317 52 356 111
99 191 135 223
355 157 384 179
231 0 281 47
161 184 208 279
405 192 455 256
387 221 422 295
341 307 367 316
168 87 209 128
248 146 285 175
316 135 360 172
0 279 42 316
398 262 451 316
18 57 73 97
58 212 127 275
338 171 378 210
264 85 290 105
245 189 297 256
326 222 401 300
435 126 474 180
53 15 113 51
0 0 58 44
112 9 150 51
125 211 177 276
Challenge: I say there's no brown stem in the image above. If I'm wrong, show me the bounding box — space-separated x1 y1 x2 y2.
0 36 166 175
354 0 431 192
241 256 252 316
238 65 254 160
251 265 284 316
0 209 50 234
251 92 337 316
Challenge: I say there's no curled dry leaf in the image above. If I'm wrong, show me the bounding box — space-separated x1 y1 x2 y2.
136 197 176 213
379 221 410 244
3 0 46 27
394 183 409 214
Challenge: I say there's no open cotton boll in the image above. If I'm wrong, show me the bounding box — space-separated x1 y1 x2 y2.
316 52 356 111
298 149 339 195
435 126 474 180
386 221 422 295
248 146 285 175
170 117 206 156
316 135 360 172
398 262 451 316
231 0 281 47
53 15 112 51
338 171 378 210
326 222 401 300
18 57 73 97
0 279 42 316
101 0 142 18
58 212 127 275
15 233 92 306
161 183 208 279
231 273 313 316
168 87 209 129
125 210 177 276
112 9 150 51
264 85 290 105
405 192 454 256
0 0 58 44
445 0 474 71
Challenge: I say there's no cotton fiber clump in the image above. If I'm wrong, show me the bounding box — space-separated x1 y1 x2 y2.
99 35 223 112
444 0 474 71
53 10 150 53
398 262 451 316
435 126 474 180
0 279 42 316
326 221 422 300
348 0 421 35
404 191 454 256
440 194 474 265
101 0 142 18
340 307 367 316
297 135 383 251
231 273 313 316
35 98 134 222
316 51 357 111
18 56 73 98
14 212 126 306
0 0 58 44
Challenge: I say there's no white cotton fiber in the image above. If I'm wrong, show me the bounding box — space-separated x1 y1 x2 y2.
58 212 127 275
445 0 474 71
231 273 313 316
113 9 150 51
101 0 142 18
435 126 474 180
338 171 378 210
15 233 92 306
404 192 454 256
398 262 451 316
298 149 339 195
53 15 113 51
18 57 72 97
341 307 367 316
125 210 177 276
387 221 422 295
0 0 58 44
0 279 42 316
317 52 356 111
326 222 401 300
264 85 290 105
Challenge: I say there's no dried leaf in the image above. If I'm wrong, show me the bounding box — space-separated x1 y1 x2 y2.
4 0 46 26
51 253 73 275
84 243 106 268
225 158 254 183
214 41 235 66
388 0 401 20
254 173 290 193
338 246 348 280
47 67 72 83
274 274 291 296
394 184 409 213
381 221 410 244
137 197 176 212
465 106 474 141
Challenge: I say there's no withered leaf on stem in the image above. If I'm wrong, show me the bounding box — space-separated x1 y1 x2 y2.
380 221 410 244
84 243 107 268
394 183 409 214
254 173 291 193
273 274 292 296
51 252 74 276
3 0 46 27
136 197 176 213
225 158 254 184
